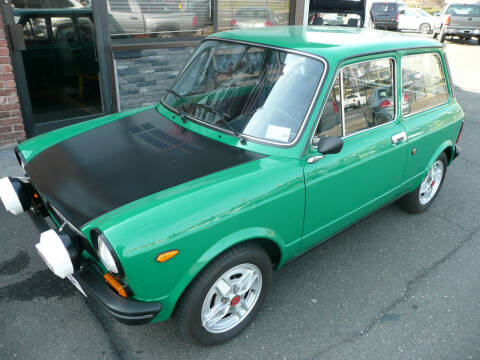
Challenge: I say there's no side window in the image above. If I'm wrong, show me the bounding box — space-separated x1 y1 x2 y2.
401 53 448 116
343 58 395 136
315 75 342 138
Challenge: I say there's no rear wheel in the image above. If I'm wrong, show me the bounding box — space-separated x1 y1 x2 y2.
419 23 431 34
175 243 272 345
399 152 447 213
432 30 438 39
477 37 480 45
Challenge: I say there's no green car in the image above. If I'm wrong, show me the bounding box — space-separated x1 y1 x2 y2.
0 26 463 345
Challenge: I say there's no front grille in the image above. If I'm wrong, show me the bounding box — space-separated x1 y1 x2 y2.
45 201 99 261
46 202 84 239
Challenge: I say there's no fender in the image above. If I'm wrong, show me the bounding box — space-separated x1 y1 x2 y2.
153 227 288 322
412 140 454 190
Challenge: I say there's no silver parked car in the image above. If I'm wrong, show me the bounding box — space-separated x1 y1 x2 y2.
398 7 435 34
433 3 480 44
231 6 279 29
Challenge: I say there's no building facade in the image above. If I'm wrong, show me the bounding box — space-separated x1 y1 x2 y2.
0 0 305 149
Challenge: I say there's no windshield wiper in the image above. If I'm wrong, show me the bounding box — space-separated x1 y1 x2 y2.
165 89 189 123
193 103 247 145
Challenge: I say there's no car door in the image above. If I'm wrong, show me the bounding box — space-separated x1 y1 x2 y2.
400 8 416 30
400 51 452 184
301 56 409 251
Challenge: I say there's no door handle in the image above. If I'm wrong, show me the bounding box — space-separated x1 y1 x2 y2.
130 16 139 20
391 131 407 145
306 155 325 164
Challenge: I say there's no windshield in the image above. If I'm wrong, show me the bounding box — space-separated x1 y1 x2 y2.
163 40 324 145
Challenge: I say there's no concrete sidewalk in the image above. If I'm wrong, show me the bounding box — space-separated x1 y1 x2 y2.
0 149 22 178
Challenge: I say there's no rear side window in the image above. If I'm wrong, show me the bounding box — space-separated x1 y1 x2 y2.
401 53 448 116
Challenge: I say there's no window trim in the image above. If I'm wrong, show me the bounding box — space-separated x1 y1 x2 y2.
400 52 450 119
161 37 329 148
311 55 397 146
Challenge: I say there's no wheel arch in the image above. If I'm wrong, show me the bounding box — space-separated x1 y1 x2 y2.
422 141 454 179
154 230 285 321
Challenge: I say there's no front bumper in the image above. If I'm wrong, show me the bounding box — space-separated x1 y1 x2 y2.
27 205 162 325
75 265 162 325
453 145 461 160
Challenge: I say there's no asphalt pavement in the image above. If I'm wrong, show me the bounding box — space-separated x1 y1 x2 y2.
0 37 479 360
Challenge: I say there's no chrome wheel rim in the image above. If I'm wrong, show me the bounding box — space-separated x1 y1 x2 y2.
419 160 444 205
201 263 262 334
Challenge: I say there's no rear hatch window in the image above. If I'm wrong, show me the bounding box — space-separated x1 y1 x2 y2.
446 4 480 16
371 2 397 18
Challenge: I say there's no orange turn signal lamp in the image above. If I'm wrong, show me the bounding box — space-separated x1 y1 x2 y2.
156 249 179 263
104 273 127 298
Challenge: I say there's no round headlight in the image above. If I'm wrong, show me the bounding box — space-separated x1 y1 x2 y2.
95 232 120 274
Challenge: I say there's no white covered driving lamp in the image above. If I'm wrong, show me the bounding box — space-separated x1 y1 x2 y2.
97 234 119 274
36 230 75 278
0 177 27 215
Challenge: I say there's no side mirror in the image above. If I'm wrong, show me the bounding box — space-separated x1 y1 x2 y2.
399 9 405 15
317 136 343 155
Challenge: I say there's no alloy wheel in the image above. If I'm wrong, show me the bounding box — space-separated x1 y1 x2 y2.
201 263 262 334
419 160 444 205
420 23 431 34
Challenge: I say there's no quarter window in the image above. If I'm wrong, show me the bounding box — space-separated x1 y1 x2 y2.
401 53 448 116
315 75 342 138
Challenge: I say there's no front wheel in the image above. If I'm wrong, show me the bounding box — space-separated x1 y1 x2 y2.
175 243 272 345
399 152 447 213
440 29 446 43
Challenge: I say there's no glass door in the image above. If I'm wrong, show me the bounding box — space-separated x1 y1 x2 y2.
4 0 113 136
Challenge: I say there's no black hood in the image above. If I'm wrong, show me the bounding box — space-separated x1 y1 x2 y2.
26 108 265 228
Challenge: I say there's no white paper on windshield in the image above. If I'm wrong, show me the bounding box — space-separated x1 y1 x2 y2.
265 125 291 142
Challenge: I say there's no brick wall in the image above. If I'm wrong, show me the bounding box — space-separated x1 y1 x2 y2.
0 12 25 150
115 46 196 111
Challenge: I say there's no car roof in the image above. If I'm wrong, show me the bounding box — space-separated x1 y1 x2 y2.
211 26 442 63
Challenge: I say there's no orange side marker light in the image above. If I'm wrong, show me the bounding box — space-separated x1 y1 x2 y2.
156 250 179 263
104 273 127 298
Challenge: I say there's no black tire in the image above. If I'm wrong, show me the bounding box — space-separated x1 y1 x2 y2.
477 37 480 45
432 30 438 39
440 30 446 43
154 26 178 38
399 152 448 214
175 243 272 345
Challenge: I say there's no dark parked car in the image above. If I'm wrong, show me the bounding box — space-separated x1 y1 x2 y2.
371 1 406 31
308 0 371 28
368 85 411 124
433 3 480 44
